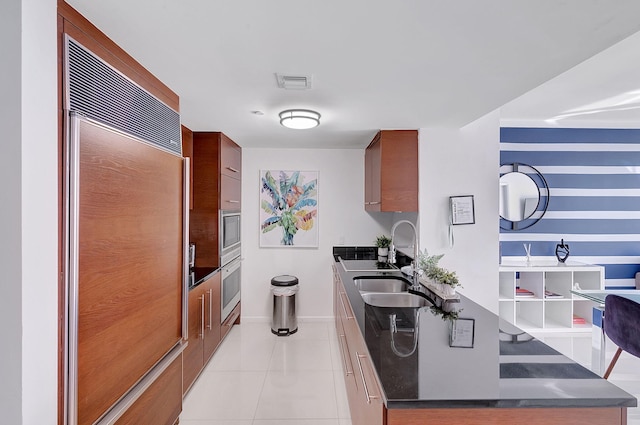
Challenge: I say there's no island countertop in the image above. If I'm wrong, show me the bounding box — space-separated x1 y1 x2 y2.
333 256 637 410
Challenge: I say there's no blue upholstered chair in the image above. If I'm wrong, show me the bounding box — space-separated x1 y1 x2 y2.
603 294 640 379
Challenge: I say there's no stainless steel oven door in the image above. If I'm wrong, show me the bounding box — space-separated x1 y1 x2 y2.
221 256 241 322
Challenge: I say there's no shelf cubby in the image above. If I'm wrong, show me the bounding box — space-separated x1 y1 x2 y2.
499 261 604 332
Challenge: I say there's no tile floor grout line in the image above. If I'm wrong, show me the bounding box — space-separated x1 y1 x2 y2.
251 326 279 423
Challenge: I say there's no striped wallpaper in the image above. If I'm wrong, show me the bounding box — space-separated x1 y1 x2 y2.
500 127 640 289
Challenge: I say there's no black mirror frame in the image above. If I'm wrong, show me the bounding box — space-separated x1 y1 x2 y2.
499 163 549 231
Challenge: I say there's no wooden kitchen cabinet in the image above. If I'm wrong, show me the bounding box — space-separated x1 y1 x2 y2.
191 132 242 268
221 134 242 178
183 271 221 395
333 265 385 425
364 130 418 212
114 354 182 425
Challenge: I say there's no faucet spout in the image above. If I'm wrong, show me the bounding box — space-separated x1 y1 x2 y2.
389 220 422 290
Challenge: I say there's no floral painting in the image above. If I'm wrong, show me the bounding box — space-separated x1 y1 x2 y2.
260 170 318 247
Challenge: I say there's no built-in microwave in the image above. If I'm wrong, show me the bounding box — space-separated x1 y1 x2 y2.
219 210 241 266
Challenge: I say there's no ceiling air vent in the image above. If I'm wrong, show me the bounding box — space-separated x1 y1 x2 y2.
276 73 313 90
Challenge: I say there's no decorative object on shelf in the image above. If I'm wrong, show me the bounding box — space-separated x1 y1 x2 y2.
516 287 535 298
555 238 570 263
499 163 549 231
375 234 392 257
417 249 461 297
523 243 532 264
260 170 318 247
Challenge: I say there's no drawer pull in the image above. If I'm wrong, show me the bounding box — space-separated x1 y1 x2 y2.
339 334 354 376
339 292 354 320
227 166 239 173
356 352 379 404
207 289 213 330
200 295 205 338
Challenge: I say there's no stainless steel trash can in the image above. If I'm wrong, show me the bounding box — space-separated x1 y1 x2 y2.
271 275 299 336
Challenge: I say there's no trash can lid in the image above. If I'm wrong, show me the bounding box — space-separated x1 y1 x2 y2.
271 275 299 286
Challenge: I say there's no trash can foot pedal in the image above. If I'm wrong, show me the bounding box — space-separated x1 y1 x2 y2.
272 327 298 336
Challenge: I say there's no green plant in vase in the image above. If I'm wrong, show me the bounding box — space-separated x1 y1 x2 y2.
417 249 461 295
375 235 392 257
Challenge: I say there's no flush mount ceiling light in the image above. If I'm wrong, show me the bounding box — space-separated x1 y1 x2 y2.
279 109 321 130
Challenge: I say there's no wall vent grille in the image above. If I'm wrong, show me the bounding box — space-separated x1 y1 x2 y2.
66 38 181 155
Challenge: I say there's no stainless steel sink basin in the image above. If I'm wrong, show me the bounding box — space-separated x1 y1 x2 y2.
361 292 430 308
353 276 409 293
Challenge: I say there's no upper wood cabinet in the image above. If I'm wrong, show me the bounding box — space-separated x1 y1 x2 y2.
364 130 418 212
221 134 242 178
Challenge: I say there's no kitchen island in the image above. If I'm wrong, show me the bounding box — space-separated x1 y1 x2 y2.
332 251 636 425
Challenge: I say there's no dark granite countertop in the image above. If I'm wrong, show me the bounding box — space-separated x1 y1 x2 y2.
333 255 637 410
190 266 219 289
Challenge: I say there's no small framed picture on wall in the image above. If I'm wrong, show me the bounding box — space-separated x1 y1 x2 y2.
450 195 475 225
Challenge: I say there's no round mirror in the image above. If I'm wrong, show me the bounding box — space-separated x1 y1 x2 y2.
499 172 539 221
499 163 549 231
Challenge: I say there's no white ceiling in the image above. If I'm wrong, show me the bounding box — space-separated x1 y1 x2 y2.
66 0 640 148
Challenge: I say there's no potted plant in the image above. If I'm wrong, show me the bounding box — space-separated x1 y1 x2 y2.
375 235 392 257
417 249 461 296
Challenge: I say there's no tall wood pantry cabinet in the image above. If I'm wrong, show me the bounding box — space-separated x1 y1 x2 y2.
364 130 418 212
190 132 242 268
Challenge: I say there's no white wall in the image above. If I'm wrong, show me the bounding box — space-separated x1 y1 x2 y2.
1 1 24 422
0 0 58 423
241 148 393 320
418 111 501 312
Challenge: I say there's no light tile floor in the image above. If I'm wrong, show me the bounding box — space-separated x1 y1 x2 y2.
180 320 352 425
181 320 640 425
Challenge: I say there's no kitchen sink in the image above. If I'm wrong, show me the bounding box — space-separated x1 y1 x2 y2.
361 292 431 308
353 276 410 293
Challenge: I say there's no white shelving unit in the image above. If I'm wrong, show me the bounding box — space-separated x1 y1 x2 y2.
499 260 604 332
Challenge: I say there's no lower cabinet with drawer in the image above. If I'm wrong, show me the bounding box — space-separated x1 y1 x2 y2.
183 271 222 395
333 265 384 425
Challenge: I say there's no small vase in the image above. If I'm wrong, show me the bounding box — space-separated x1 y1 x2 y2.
377 247 389 257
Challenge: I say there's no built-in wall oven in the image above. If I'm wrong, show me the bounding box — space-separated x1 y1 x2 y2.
221 255 241 322
220 210 241 321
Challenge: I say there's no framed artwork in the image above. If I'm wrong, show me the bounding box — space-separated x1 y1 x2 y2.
259 170 318 247
450 195 475 225
449 318 475 348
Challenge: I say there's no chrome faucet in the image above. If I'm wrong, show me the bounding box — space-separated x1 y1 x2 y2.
389 220 423 290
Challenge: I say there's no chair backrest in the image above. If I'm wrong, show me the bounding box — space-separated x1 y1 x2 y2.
604 294 640 358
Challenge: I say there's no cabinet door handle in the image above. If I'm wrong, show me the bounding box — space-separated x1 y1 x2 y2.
339 292 354 320
207 288 213 330
227 166 239 173
356 352 379 404
200 295 205 338
369 201 381 205
339 334 354 376
227 200 240 204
